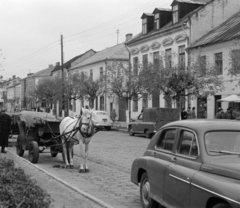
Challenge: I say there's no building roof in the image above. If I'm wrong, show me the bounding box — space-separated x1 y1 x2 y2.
52 49 96 72
127 0 210 46
23 66 54 80
71 43 129 70
153 8 172 13
171 0 209 5
188 11 240 49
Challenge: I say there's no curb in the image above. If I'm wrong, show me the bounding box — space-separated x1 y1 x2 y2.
8 151 115 208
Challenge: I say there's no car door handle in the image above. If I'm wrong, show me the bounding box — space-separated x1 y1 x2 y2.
152 151 156 157
171 157 177 162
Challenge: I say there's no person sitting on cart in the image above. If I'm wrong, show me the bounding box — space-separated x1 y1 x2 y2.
0 108 11 153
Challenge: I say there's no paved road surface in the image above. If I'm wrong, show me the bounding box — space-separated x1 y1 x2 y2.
9 131 150 208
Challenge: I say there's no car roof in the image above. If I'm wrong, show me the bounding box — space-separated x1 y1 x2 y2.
163 119 240 132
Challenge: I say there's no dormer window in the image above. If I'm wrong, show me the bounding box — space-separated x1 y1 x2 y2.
173 4 179 24
154 13 159 30
142 18 147 34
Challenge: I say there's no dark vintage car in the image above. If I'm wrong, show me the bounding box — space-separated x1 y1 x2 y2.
131 119 240 208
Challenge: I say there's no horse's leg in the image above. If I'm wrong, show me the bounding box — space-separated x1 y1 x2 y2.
84 142 90 173
69 142 74 169
78 139 85 173
62 137 70 168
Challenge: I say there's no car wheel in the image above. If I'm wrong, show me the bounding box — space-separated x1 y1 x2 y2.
16 135 24 157
140 172 159 208
212 203 231 208
28 141 39 164
129 126 134 136
144 130 152 138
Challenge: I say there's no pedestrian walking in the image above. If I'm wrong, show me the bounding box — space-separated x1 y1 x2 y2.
190 107 196 119
110 109 117 123
187 107 191 119
181 108 188 120
0 108 11 153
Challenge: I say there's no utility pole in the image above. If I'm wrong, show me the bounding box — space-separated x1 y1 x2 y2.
116 29 119 44
61 34 65 117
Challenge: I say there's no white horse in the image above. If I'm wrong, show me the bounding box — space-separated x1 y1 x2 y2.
59 108 95 173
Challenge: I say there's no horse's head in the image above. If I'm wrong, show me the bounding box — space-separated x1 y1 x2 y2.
79 107 94 136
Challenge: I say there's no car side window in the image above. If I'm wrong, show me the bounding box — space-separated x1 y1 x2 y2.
157 129 176 151
178 130 198 158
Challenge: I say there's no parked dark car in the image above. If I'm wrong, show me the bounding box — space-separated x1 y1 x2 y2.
131 119 240 208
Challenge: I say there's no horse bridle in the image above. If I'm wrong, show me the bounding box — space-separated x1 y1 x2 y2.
79 115 94 138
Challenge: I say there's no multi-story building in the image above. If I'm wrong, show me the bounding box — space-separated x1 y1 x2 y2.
126 0 240 119
69 36 131 120
188 11 240 118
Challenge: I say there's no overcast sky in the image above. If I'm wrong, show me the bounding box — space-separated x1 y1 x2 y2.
0 0 172 79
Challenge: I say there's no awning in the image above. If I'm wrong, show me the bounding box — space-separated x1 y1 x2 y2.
0 99 4 103
218 94 240 102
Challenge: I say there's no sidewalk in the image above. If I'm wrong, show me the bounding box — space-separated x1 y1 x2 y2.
112 121 128 133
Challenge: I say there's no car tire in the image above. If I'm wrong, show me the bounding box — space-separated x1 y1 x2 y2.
16 135 24 157
212 203 231 208
144 130 152 138
28 141 39 164
140 172 159 208
129 126 134 136
106 126 111 131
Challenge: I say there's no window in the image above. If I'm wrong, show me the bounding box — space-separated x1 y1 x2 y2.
178 45 185 69
231 49 240 74
199 56 206 76
90 69 93 81
142 18 147 34
154 13 159 30
178 131 198 157
100 67 104 81
173 4 179 24
157 129 176 151
133 96 138 112
215 53 223 75
153 51 160 69
142 93 148 108
165 49 172 69
143 54 148 70
133 57 139 75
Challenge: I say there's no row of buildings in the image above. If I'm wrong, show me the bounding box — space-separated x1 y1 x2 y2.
2 0 240 120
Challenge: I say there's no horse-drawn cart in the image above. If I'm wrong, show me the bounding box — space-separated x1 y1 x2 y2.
15 111 63 164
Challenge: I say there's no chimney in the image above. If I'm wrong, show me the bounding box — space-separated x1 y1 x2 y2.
56 62 60 66
125 33 133 42
12 75 16 79
49 64 54 69
27 73 33 77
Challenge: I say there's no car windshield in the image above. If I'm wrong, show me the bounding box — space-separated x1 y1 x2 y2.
205 131 240 155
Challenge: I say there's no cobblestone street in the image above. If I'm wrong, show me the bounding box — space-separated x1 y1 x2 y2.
9 131 150 208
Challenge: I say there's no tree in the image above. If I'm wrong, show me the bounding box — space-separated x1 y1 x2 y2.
139 53 224 111
34 76 62 108
105 61 145 119
74 72 104 109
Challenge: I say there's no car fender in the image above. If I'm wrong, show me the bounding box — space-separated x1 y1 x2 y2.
190 171 240 207
131 156 154 185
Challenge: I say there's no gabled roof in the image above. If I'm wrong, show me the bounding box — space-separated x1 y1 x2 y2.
141 13 154 19
171 0 209 6
153 8 171 14
23 67 54 80
52 49 96 72
70 43 129 70
188 11 240 49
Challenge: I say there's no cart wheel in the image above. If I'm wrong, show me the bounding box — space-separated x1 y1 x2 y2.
16 135 24 157
28 141 39 164
62 149 74 163
50 147 58 157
